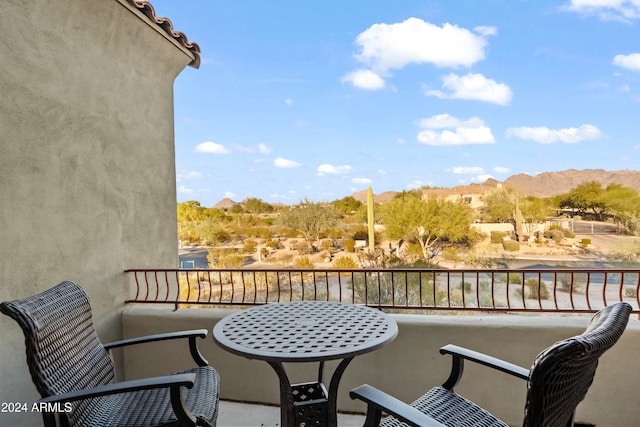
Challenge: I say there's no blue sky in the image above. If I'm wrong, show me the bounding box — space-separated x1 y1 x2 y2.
149 0 640 207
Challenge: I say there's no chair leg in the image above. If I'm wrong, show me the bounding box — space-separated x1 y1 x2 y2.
363 406 383 427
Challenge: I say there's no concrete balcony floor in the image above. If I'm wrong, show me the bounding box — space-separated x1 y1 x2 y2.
218 400 365 426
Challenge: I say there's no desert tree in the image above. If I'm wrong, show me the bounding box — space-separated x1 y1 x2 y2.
277 198 340 247
381 192 474 261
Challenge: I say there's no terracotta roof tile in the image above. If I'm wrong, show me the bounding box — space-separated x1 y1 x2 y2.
126 0 201 68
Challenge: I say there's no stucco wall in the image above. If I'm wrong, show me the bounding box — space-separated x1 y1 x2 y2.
0 1 193 425
123 306 640 426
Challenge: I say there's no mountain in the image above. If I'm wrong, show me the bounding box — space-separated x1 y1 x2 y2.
351 190 398 203
213 198 238 209
504 169 640 197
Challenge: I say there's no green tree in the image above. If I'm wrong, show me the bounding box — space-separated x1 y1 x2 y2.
243 197 274 213
602 184 640 233
381 193 473 261
558 181 606 218
278 199 340 246
481 190 514 223
331 196 363 215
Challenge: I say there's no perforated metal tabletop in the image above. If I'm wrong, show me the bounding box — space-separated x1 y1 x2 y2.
213 301 398 427
213 301 397 362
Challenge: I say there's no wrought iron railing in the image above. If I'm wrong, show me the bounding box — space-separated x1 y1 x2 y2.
125 268 640 314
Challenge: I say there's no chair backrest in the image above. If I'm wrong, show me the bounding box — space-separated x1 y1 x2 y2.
1 281 116 399
523 302 632 426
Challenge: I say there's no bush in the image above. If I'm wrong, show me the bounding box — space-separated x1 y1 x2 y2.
442 247 459 261
526 278 549 300
490 231 506 244
344 239 356 253
320 239 333 252
294 256 314 269
582 238 591 246
543 229 564 243
332 256 358 269
243 239 257 253
503 240 520 251
508 273 522 284
625 287 637 297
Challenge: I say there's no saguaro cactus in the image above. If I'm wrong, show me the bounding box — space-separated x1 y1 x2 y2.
367 187 375 252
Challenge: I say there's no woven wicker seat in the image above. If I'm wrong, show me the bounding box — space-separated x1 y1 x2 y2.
1 281 220 427
351 302 632 427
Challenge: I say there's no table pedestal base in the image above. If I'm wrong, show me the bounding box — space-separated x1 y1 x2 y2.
268 357 354 427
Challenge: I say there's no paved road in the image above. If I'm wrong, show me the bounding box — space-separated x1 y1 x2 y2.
179 248 210 268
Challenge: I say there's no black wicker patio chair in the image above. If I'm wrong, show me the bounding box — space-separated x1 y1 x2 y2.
1 281 220 427
350 302 632 427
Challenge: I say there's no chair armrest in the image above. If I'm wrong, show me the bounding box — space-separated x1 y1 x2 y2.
39 373 196 404
440 344 530 390
39 374 199 427
351 385 446 427
104 329 209 366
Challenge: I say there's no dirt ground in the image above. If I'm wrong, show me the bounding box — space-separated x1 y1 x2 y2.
250 234 640 269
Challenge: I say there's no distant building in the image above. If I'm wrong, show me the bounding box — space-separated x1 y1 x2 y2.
421 179 503 210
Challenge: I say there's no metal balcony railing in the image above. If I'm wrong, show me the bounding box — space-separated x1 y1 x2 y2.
125 268 640 314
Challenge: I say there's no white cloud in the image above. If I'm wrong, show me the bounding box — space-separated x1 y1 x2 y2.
472 174 495 182
354 18 494 72
285 98 294 106
562 0 640 22
317 164 352 175
177 185 194 194
341 69 386 90
194 141 230 154
273 157 302 168
344 18 496 90
417 114 495 146
406 180 426 189
419 114 484 129
506 124 604 143
352 177 373 185
613 53 640 70
451 166 485 174
232 143 273 154
258 143 272 154
396 138 407 145
425 73 513 105
224 191 236 199
493 166 511 173
176 171 203 181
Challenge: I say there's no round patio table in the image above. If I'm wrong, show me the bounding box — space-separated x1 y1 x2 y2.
213 300 398 427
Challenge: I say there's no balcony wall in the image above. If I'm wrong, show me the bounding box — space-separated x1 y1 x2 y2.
122 305 640 426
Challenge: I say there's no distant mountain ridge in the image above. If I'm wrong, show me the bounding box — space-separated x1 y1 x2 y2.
503 169 640 197
209 169 640 207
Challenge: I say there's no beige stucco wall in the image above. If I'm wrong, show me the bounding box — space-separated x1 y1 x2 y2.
0 1 194 425
122 306 640 426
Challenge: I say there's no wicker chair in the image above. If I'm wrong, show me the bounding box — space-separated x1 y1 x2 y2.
1 281 220 427
350 302 632 427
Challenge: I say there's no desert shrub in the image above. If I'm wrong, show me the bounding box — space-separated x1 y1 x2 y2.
344 239 356 253
333 256 358 269
543 229 564 243
259 247 269 259
581 238 591 246
503 240 520 251
243 239 257 253
245 226 272 239
625 287 637 297
526 278 549 300
207 249 245 268
320 239 333 252
461 281 473 293
266 238 281 249
294 241 313 255
351 226 369 241
490 231 507 244
294 256 314 269
508 273 523 284
442 247 459 261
